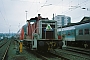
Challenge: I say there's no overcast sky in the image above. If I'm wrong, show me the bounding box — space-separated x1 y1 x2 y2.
0 0 90 33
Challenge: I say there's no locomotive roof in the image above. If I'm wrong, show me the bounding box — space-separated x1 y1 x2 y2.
27 17 49 22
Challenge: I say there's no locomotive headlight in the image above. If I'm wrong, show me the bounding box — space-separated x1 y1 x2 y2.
38 41 44 46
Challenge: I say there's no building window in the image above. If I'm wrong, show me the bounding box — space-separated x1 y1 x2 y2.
84 29 89 35
57 17 59 19
79 29 83 35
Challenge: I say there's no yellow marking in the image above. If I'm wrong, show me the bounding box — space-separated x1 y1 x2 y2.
46 41 56 50
19 42 23 53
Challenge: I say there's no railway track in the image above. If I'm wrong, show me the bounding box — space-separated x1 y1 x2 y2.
48 51 69 60
55 48 90 60
0 40 8 48
31 51 48 60
0 39 11 60
64 46 90 55
29 50 69 60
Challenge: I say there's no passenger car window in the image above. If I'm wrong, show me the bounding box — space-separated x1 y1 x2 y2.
79 29 83 35
84 29 89 35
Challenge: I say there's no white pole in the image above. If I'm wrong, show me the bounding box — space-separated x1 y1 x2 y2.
25 11 28 21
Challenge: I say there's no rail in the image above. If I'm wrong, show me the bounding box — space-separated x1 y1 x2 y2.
0 40 11 60
64 46 90 55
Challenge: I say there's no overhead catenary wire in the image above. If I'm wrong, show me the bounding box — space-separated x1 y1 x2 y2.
35 0 73 19
0 0 11 33
28 0 36 12
0 10 8 26
1 0 10 25
44 0 63 17
65 0 90 21
0 0 9 25
32 0 48 17
44 0 89 20
37 0 73 19
62 0 89 14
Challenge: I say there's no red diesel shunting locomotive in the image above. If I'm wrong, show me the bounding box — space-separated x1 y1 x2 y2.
18 14 63 51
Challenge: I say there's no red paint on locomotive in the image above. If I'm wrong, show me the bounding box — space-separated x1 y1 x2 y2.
20 27 24 40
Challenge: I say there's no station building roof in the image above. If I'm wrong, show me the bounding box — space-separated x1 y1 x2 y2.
80 17 90 22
